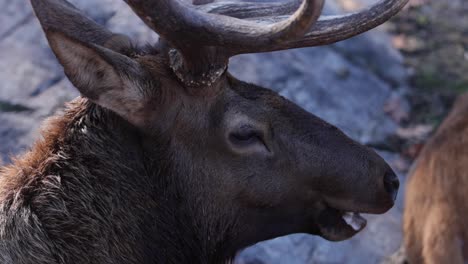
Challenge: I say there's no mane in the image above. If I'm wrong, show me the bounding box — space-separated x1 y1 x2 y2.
0 97 159 263
0 97 90 203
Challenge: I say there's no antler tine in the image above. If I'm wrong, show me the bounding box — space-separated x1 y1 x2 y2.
124 0 323 52
199 0 409 53
195 1 301 19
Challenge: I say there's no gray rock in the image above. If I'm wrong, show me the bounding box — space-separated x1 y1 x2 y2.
0 0 34 39
0 41 60 101
106 1 159 43
0 0 409 263
230 44 398 144
0 114 31 164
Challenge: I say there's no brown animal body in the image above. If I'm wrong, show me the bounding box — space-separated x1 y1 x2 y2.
403 93 468 264
0 0 406 263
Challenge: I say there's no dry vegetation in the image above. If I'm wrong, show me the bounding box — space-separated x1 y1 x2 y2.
391 0 468 125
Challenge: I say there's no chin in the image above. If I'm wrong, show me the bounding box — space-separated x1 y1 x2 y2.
315 206 368 241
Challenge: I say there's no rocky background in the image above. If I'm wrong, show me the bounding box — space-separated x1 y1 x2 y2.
1 0 464 263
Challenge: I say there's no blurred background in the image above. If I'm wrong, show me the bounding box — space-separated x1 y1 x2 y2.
0 0 466 263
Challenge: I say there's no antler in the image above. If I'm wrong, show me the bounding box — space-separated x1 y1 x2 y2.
195 0 302 19
124 0 323 53
198 0 409 53
124 0 407 87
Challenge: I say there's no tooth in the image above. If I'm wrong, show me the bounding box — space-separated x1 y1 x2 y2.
342 212 364 231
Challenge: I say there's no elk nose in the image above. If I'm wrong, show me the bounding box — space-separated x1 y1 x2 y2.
383 169 399 201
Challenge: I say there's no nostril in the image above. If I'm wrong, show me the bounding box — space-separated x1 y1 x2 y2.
383 170 399 201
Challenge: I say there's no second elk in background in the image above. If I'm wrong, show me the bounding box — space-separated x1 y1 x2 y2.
403 93 468 264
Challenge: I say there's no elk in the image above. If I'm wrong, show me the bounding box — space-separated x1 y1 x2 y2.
403 93 468 264
0 0 406 263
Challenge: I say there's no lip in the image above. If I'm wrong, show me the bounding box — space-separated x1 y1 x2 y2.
316 206 367 241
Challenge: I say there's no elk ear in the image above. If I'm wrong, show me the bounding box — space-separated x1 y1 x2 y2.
32 0 149 124
47 31 147 122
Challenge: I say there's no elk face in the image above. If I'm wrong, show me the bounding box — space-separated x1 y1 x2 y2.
32 0 406 251
167 77 399 245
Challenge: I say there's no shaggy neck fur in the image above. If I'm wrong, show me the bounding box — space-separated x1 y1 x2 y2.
0 98 237 264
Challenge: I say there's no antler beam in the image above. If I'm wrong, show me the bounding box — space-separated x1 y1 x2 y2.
195 0 301 19
124 0 408 88
197 0 409 53
124 0 323 52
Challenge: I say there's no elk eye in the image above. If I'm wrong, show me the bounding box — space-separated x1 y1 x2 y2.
229 128 263 147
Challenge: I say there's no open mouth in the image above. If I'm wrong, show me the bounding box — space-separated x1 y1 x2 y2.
316 206 367 241
342 212 366 231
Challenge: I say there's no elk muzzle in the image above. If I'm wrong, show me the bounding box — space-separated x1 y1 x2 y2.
288 115 399 241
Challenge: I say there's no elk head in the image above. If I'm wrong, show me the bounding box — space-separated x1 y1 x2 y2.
31 0 405 256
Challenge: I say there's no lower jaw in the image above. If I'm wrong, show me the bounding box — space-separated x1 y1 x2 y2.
316 207 367 241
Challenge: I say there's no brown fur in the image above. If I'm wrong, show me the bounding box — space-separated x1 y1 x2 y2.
0 99 156 263
403 93 468 264
0 100 85 207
